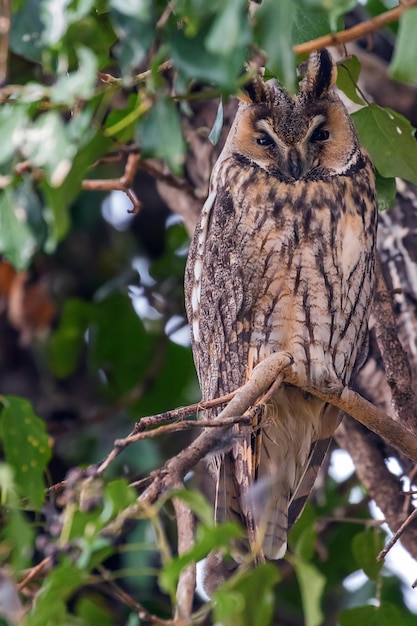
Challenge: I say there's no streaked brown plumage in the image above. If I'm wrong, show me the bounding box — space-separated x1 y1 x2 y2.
185 50 377 563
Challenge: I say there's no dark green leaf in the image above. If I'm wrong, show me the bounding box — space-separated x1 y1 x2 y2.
109 0 155 75
293 1 344 45
159 522 242 595
88 292 155 398
0 465 35 571
48 298 92 378
209 99 224 145
169 21 246 89
26 559 89 626
351 528 385 581
254 0 296 92
9 0 45 62
0 188 38 270
337 56 365 105
288 504 317 561
213 562 280 626
205 0 251 57
352 104 417 186
389 7 417 85
136 95 186 173
0 396 52 510
375 172 396 212
340 602 407 626
301 0 356 32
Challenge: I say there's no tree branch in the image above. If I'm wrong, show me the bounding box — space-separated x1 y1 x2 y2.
293 2 417 56
81 153 141 213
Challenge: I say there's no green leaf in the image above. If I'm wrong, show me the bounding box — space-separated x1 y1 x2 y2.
109 0 155 75
254 0 296 92
213 562 280 626
351 104 417 186
288 504 317 561
301 0 356 32
291 557 325 626
0 188 38 270
337 56 365 105
0 463 35 571
389 7 417 85
340 602 407 626
26 559 89 626
0 396 52 510
293 0 344 45
169 20 246 89
209 99 224 145
40 0 94 47
50 46 98 105
159 522 242 595
9 0 45 62
22 112 76 187
0 104 29 166
375 173 396 212
88 293 155 398
136 95 186 173
168 488 214 527
205 0 251 57
48 298 92 378
351 528 385 581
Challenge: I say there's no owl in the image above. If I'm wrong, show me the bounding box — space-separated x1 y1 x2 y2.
185 50 377 564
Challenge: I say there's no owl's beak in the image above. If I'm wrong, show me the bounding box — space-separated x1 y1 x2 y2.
286 147 303 180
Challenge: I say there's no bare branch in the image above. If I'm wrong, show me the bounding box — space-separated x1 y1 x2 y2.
0 0 10 86
82 153 141 214
377 508 417 561
293 2 417 56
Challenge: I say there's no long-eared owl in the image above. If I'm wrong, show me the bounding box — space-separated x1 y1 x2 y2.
185 50 377 563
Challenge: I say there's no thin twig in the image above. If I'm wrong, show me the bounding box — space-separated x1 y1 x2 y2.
97 566 173 624
82 153 141 214
18 557 52 590
377 508 417 561
293 2 417 56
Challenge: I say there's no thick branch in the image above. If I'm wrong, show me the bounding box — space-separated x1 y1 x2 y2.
373 258 417 435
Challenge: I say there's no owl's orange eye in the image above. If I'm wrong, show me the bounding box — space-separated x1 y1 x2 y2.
310 127 330 142
256 133 274 147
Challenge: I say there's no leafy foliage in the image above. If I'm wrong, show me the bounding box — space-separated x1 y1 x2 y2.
0 0 417 624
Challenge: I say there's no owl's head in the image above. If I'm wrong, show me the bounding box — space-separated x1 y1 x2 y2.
223 50 360 181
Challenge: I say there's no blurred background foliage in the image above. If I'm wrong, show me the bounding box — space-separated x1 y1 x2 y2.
1 0 417 624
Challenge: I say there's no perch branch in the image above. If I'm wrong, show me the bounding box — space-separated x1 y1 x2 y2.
293 1 417 56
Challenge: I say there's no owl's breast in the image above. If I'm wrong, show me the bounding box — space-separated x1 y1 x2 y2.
239 175 376 389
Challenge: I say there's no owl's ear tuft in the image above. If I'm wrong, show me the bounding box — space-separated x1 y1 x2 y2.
239 75 268 104
299 49 337 98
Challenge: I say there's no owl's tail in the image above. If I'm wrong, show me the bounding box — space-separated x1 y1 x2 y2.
250 389 337 560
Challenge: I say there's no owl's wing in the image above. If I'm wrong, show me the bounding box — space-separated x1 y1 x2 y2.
185 185 257 538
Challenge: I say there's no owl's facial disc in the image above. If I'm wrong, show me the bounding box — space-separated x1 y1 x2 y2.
251 114 331 180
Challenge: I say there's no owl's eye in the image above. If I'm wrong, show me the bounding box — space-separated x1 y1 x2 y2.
256 133 274 147
310 127 330 142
